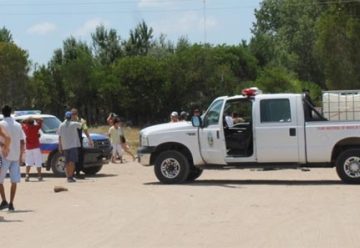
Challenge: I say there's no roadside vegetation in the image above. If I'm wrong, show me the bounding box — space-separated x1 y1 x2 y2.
1 0 360 126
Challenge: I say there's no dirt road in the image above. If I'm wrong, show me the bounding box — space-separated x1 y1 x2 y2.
1 160 359 248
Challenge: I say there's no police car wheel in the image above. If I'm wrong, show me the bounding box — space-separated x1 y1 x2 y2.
50 151 66 177
83 165 103 175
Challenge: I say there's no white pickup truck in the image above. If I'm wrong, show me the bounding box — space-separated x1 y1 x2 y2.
137 88 360 184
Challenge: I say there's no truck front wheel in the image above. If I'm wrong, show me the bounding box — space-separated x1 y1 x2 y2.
187 167 203 182
336 149 360 184
154 150 190 184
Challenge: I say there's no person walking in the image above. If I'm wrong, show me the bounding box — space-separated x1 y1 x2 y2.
58 111 82 183
0 105 25 211
71 108 93 179
22 117 43 182
118 119 136 161
108 118 123 163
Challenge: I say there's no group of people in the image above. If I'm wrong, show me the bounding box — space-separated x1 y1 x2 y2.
169 111 189 123
107 113 136 164
169 108 202 123
0 106 137 211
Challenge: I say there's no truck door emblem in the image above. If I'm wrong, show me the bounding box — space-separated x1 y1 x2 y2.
208 132 214 146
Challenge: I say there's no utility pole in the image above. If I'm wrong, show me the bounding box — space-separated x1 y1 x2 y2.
203 0 207 44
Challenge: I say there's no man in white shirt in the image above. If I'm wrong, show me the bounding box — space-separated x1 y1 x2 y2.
0 105 25 211
225 112 234 128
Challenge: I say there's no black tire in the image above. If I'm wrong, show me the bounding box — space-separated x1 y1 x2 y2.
154 150 190 184
50 151 66 177
336 149 360 184
82 165 103 175
187 167 203 182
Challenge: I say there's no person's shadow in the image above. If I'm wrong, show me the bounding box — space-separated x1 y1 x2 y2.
0 209 34 223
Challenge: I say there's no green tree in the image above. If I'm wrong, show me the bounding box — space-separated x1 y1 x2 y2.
124 21 154 56
0 42 29 107
0 26 13 43
112 56 167 124
315 2 360 89
251 0 324 86
92 25 123 65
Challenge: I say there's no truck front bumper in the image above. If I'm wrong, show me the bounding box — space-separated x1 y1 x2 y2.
137 146 156 166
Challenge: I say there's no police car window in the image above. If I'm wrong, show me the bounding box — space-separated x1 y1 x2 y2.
204 100 224 126
42 117 61 134
260 99 291 123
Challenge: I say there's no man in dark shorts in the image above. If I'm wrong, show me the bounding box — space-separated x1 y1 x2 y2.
58 111 81 183
71 108 93 179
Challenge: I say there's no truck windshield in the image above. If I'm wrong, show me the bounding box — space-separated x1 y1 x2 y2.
41 117 61 134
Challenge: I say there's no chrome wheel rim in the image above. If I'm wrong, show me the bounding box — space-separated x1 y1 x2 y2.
55 155 66 173
344 156 360 178
160 158 181 179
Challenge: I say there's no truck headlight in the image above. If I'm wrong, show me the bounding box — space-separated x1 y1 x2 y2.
140 134 149 146
82 137 90 148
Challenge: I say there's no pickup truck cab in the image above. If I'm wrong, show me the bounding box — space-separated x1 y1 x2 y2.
138 88 360 184
1 111 112 176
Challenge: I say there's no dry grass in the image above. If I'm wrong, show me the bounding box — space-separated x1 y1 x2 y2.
90 125 140 154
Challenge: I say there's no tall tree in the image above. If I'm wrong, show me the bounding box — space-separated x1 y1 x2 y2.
92 25 123 65
251 0 325 86
315 1 360 89
0 43 29 107
124 21 154 56
0 26 13 43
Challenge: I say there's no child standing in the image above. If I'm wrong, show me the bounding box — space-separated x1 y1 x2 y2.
118 119 136 161
108 118 123 163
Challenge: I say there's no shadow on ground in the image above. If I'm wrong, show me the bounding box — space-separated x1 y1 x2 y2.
144 179 344 187
20 173 117 179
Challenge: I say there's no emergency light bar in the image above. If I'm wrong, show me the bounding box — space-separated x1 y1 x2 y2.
241 87 262 97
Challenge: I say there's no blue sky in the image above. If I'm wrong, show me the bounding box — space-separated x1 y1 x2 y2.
1 0 262 66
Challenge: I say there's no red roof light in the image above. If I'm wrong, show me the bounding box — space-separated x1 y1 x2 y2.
242 87 261 97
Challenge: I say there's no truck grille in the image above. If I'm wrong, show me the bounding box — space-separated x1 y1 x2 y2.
94 139 111 150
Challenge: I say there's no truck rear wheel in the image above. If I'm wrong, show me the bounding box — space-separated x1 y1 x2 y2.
336 149 360 184
154 150 190 184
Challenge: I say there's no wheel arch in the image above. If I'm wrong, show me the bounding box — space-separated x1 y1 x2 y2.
331 137 360 163
150 142 194 166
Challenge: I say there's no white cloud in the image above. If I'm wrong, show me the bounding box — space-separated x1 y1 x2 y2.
74 18 110 37
151 12 218 35
27 22 56 35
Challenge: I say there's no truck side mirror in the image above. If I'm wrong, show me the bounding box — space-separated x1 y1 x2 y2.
191 116 202 127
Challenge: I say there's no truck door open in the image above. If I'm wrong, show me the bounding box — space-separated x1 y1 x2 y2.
198 99 227 165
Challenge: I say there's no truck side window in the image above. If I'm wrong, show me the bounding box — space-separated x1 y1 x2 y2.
260 99 291 123
204 100 224 126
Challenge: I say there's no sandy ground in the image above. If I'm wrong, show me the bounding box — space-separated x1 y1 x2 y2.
1 157 360 248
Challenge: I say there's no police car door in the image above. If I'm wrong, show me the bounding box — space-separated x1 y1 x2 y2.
198 99 227 165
